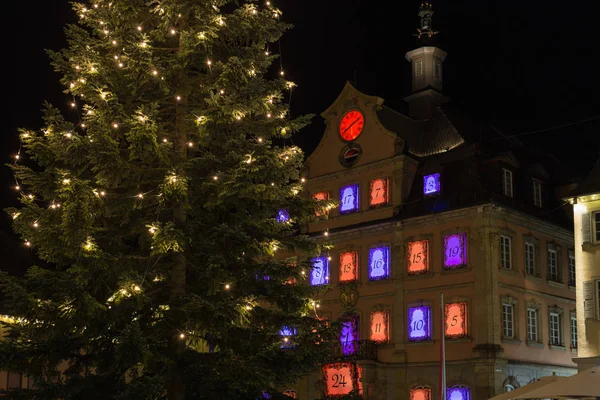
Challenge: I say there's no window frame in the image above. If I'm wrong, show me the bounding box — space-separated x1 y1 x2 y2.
547 248 559 282
502 168 514 198
568 250 576 287
570 312 577 350
527 308 539 342
594 212 600 243
525 242 535 275
532 178 543 207
502 303 515 339
549 311 562 347
500 235 512 269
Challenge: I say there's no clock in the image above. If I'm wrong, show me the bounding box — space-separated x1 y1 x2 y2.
339 110 365 141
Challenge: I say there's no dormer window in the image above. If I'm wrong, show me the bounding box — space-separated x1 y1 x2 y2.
533 179 543 207
502 168 513 198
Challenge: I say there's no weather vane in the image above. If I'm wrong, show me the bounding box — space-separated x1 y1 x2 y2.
414 2 439 39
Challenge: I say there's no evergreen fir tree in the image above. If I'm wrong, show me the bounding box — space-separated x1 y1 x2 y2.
0 1 337 398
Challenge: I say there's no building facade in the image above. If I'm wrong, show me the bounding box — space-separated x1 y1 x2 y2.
288 3 578 399
567 159 600 372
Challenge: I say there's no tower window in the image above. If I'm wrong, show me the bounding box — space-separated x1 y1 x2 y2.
502 168 513 198
415 60 423 78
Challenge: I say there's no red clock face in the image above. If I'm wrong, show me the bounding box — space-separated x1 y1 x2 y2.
339 111 365 141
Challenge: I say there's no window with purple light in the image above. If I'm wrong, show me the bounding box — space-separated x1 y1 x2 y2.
423 173 441 195
408 306 431 341
340 316 359 355
444 233 467 269
276 209 290 223
447 386 470 400
310 256 329 286
339 184 359 214
280 326 297 349
369 246 390 280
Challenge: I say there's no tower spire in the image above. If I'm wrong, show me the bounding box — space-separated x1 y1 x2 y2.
415 2 439 40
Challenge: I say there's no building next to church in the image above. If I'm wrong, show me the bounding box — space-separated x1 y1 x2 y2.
287 3 579 399
566 159 600 373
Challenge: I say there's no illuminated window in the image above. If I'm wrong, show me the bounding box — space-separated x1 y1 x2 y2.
445 302 468 338
410 387 432 400
444 233 467 269
339 251 358 283
322 363 363 397
282 390 297 398
423 173 441 195
370 311 389 343
276 209 290 223
502 168 513 198
280 326 297 349
369 178 389 207
339 184 359 214
408 240 429 274
368 246 390 280
447 385 471 400
313 191 330 217
408 306 431 341
310 256 329 286
340 316 359 356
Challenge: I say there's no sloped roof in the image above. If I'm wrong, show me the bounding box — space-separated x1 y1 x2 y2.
568 156 600 197
376 105 465 157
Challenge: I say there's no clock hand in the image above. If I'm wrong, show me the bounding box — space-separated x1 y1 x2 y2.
342 118 361 134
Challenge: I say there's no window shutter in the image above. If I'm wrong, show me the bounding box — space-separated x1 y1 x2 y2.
581 212 592 244
583 280 595 319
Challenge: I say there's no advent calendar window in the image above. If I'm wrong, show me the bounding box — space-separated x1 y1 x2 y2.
407 240 429 274
279 326 296 349
368 246 390 280
339 184 359 214
322 363 363 397
445 302 468 338
444 233 467 269
369 178 389 207
410 387 432 400
310 256 329 286
340 316 359 356
423 173 441 195
313 191 330 217
276 209 289 223
369 311 389 343
447 386 471 400
408 306 431 341
339 251 358 283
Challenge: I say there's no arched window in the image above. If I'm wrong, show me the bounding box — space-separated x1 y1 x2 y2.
409 386 432 400
447 385 470 400
504 384 515 392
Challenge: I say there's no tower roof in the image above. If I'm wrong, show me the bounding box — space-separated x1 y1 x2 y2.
567 155 600 198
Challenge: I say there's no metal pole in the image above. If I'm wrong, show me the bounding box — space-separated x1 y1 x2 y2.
441 292 447 400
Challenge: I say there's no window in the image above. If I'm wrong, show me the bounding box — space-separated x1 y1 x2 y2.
407 240 429 275
410 387 432 400
282 390 297 398
434 61 441 79
444 302 468 338
370 311 389 343
423 173 441 195
313 191 330 217
502 303 514 339
533 179 543 207
7 372 22 390
502 168 513 198
444 233 467 269
527 308 538 342
339 252 358 283
408 306 431 342
525 243 536 275
415 60 423 77
339 184 359 214
549 312 562 346
322 363 362 397
504 384 515 392
570 313 577 349
447 385 471 400
548 249 559 282
276 209 289 223
340 316 359 356
309 256 329 286
500 235 512 269
368 246 390 280
568 251 576 287
369 178 389 207
595 212 600 242
279 326 297 349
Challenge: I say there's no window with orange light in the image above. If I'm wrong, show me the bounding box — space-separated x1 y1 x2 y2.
407 240 429 274
282 390 297 398
369 178 389 207
410 387 432 400
322 362 363 397
313 191 330 217
370 311 389 343
339 251 358 283
445 302 468 338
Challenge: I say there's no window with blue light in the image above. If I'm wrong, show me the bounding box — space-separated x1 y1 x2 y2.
368 246 390 280
310 256 329 286
339 184 359 214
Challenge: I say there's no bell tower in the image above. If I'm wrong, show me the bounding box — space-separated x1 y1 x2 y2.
404 2 449 119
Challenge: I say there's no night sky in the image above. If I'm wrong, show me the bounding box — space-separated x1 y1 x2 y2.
2 1 599 274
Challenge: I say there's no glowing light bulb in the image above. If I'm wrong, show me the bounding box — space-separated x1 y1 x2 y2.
71 102 76 108
137 193 144 199
70 82 75 88
14 185 20 190
153 70 158 76
176 96 181 101
265 51 269 56
245 305 252 310
113 123 119 129
179 333 185 339
301 270 306 275
324 231 329 237
266 113 271 118
236 116 241 120
207 60 212 66
300 178 306 183
25 241 31 247
112 40 117 45
137 25 142 31
15 154 20 160
224 284 230 290
219 89 224 94
33 222 38 228
66 132 72 138
266 1 271 5
114 55 118 60
280 70 284 76
170 29 176 35
118 63 123 67
62 179 71 185
100 191 106 196
213 176 218 180
163 138 168 143
134 285 141 292
51 204 57 209
257 137 263 143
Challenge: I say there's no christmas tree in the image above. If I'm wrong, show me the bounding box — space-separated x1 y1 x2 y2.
0 1 337 398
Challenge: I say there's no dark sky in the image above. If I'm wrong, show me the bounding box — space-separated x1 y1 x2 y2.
2 0 600 274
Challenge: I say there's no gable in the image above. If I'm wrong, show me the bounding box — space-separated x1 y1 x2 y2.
305 82 404 179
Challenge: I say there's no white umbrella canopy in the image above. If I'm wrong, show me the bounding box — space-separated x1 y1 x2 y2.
513 367 600 399
488 375 566 400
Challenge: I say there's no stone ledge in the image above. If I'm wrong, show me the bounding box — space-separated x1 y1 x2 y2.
549 344 567 351
501 338 522 345
548 280 566 288
526 340 544 349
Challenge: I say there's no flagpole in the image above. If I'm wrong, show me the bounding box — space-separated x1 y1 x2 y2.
440 292 446 400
